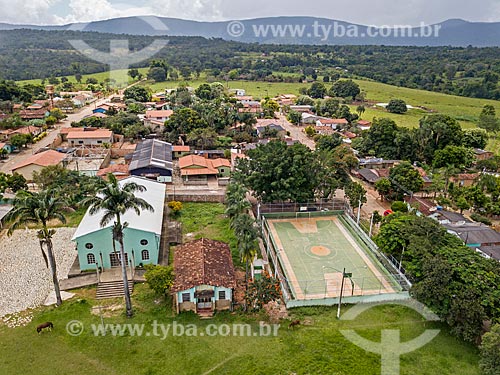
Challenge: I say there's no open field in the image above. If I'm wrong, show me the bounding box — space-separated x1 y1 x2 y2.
267 216 397 299
0 283 481 375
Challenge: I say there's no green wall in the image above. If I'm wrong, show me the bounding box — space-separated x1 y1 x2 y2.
75 227 160 271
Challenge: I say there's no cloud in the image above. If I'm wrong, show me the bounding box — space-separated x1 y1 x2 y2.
0 0 61 24
0 0 499 25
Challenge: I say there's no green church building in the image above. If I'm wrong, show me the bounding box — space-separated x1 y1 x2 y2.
72 176 166 271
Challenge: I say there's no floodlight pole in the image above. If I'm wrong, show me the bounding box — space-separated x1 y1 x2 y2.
337 267 346 319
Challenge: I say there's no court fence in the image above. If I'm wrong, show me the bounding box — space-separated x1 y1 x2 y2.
258 202 412 308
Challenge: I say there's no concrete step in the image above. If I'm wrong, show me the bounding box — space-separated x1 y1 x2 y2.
96 280 134 299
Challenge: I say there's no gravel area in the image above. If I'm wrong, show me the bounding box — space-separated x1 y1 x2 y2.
0 228 77 318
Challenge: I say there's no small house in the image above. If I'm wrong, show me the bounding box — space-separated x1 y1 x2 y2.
316 118 349 130
179 155 230 184
172 145 191 159
172 239 236 316
11 150 66 181
67 129 113 146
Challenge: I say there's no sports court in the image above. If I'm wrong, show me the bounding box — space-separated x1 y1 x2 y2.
265 215 397 300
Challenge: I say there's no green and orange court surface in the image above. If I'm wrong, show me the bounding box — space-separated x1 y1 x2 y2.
267 216 398 300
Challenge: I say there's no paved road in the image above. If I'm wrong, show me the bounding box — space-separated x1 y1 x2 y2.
275 114 316 150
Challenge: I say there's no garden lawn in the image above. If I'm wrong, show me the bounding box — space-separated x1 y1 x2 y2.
0 283 480 375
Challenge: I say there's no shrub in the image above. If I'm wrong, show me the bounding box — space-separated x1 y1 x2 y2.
144 265 174 295
470 213 492 226
168 201 183 216
391 201 408 213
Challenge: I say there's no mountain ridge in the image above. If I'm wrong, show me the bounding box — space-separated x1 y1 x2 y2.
0 16 499 46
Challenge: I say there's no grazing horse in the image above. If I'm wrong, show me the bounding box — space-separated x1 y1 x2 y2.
288 320 301 329
36 322 53 334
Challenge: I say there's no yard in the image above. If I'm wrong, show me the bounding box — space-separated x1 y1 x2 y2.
176 203 239 266
0 202 482 374
0 283 481 375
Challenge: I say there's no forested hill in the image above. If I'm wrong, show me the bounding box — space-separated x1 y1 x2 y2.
0 29 499 100
1 16 500 47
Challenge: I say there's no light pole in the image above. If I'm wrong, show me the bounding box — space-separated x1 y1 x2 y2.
323 266 353 319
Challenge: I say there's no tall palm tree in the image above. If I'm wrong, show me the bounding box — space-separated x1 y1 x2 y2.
225 183 250 220
84 174 153 318
232 213 259 286
6 190 68 306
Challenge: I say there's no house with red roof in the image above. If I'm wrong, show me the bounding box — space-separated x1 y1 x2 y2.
179 155 231 184
11 150 66 181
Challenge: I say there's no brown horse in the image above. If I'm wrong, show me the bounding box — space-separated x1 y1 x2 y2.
288 320 301 329
36 322 53 334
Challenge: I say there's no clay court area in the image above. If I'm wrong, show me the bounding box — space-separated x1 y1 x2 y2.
266 216 397 300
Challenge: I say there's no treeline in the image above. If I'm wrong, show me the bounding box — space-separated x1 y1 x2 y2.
375 213 500 344
0 29 499 100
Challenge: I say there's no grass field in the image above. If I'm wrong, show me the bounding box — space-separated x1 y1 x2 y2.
0 283 481 375
176 203 239 266
268 216 396 299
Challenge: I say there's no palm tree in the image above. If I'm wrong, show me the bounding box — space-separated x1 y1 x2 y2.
225 183 251 220
232 213 259 286
84 174 153 318
6 190 68 306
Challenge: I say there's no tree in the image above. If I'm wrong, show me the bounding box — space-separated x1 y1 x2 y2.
287 110 302 125
7 173 27 192
375 177 392 201
128 68 140 80
225 183 251 220
386 99 408 114
315 134 343 152
416 114 464 164
84 175 154 318
313 146 355 200
144 265 174 295
307 82 327 99
124 86 151 103
480 324 500 375
330 79 360 99
344 181 367 210
147 67 167 82
261 99 279 118
6 190 68 306
186 128 219 150
389 162 424 198
455 196 470 214
356 118 399 159
9 134 30 149
478 105 500 134
245 272 281 311
433 145 475 169
356 105 366 118
235 140 317 203
462 129 488 149
163 108 206 143
304 126 316 138
232 213 259 285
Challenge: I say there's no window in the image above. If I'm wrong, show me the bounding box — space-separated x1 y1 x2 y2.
85 243 94 249
182 293 190 302
220 169 225 173
97 140 102 144
141 250 150 261
218 290 226 300
140 239 148 246
79 141 84 144
87 254 96 264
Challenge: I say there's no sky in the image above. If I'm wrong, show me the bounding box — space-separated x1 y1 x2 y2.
1 0 499 25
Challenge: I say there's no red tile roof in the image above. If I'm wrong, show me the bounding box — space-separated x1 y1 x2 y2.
179 155 230 176
12 150 65 171
145 110 173 119
67 130 113 139
173 145 190 152
318 118 349 125
172 239 236 292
